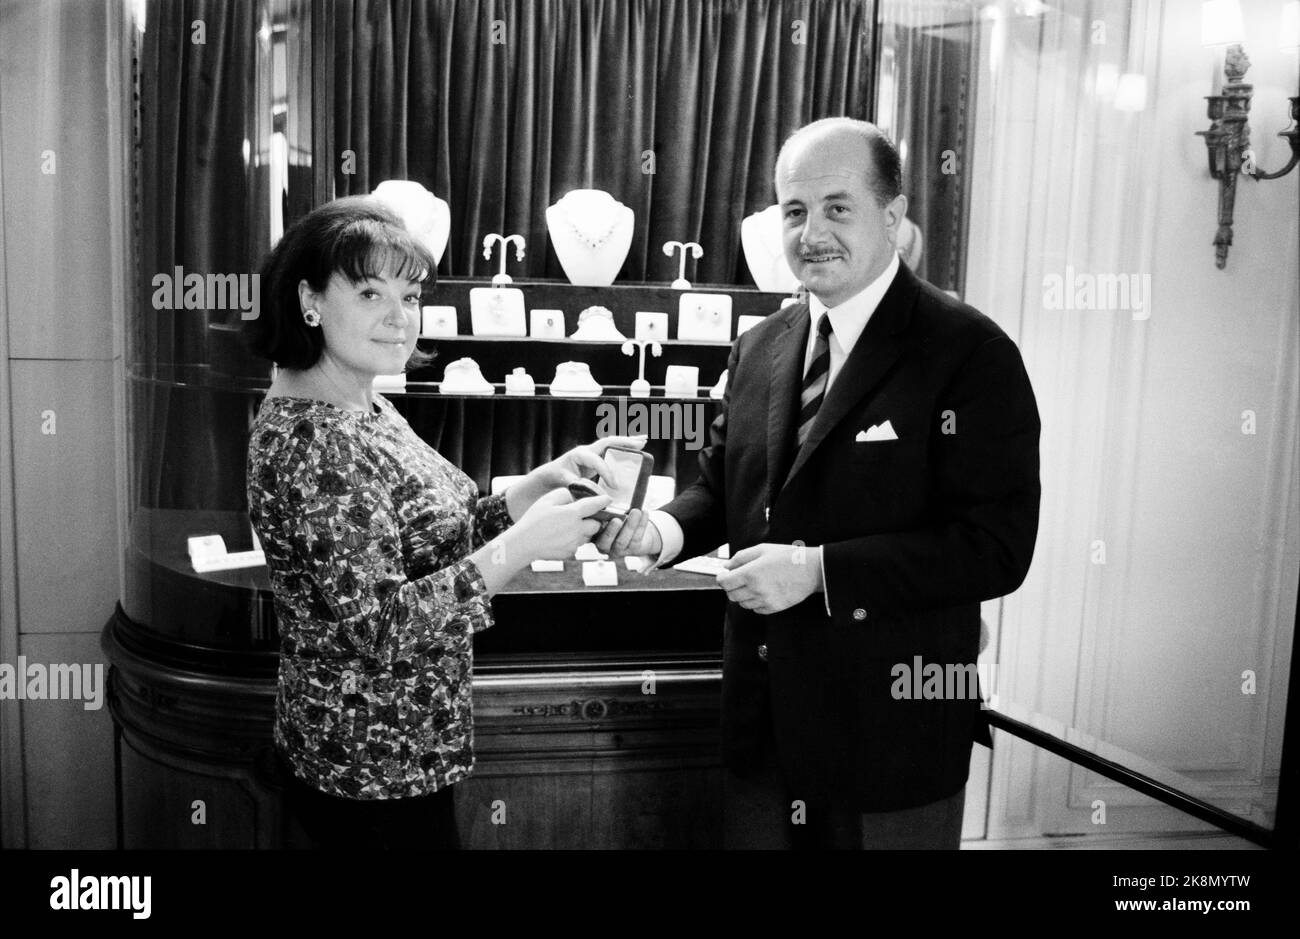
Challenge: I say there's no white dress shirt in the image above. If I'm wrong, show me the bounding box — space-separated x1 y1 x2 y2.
649 253 901 616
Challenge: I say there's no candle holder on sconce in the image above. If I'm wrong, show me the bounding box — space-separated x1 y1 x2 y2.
1196 44 1300 269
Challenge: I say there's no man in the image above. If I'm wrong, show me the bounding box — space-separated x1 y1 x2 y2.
596 118 1040 848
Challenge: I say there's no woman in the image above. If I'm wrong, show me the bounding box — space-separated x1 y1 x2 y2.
244 196 648 848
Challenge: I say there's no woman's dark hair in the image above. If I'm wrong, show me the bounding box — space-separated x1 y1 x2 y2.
245 195 438 371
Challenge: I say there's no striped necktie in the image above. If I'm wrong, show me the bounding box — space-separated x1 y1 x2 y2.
797 313 835 449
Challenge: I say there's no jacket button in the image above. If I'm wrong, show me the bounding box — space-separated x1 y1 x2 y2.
852 608 867 621
757 644 769 662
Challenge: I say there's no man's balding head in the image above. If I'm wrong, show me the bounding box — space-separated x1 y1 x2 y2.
764 113 909 305
773 118 909 307
775 118 903 208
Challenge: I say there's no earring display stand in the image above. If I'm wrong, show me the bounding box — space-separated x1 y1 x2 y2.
663 240 703 289
483 233 526 285
621 338 663 397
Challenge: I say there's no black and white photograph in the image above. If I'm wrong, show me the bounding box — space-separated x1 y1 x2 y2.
0 0 1296 916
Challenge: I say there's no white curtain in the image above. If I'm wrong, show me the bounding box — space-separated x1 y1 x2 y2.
965 0 1298 838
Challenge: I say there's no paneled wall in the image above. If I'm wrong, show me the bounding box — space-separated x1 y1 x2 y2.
0 0 132 848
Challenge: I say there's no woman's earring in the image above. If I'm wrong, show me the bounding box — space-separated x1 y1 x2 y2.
303 308 321 327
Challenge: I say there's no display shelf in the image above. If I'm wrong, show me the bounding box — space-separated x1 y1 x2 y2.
380 383 723 401
128 363 270 394
417 335 734 347
417 277 791 345
126 507 726 657
137 507 723 598
128 366 724 402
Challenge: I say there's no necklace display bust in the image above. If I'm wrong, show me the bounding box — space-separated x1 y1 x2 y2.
371 179 450 266
546 189 634 286
741 204 799 294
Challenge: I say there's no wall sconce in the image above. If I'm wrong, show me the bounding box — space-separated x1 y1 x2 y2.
1196 0 1300 269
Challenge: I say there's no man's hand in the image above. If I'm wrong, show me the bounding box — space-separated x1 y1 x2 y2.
506 434 647 521
716 543 823 615
592 508 662 560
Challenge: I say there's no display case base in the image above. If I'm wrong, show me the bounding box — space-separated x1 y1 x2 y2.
101 606 725 849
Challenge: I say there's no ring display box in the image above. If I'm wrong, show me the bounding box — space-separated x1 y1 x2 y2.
504 366 536 395
469 287 527 336
664 364 700 398
635 311 669 341
490 474 527 495
421 305 459 337
676 293 732 342
581 560 619 586
530 309 566 338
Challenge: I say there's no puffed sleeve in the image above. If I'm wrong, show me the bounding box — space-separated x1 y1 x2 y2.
277 420 495 666
471 493 513 548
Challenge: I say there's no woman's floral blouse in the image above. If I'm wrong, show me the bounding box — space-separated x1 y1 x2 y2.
247 394 513 800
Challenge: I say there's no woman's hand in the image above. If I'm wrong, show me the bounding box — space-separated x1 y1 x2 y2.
472 488 614 596
504 434 648 521
507 488 614 561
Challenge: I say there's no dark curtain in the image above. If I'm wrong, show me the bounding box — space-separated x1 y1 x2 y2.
321 0 876 494
134 0 259 513
331 0 875 285
133 0 318 518
890 26 972 292
129 0 876 515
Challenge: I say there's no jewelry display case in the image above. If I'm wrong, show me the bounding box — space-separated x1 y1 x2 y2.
103 0 888 849
109 276 789 849
110 148 792 844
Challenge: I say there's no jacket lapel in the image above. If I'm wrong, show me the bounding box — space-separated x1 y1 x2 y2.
780 264 920 492
766 302 809 508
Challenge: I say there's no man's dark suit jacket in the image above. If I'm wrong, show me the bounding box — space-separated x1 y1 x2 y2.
661 262 1041 812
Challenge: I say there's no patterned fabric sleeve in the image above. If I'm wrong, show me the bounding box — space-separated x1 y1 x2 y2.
280 422 494 666
472 493 514 548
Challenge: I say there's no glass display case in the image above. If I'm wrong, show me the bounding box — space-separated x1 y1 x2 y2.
107 0 869 849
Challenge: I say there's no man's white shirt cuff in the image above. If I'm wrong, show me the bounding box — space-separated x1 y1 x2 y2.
647 510 685 571
819 546 832 616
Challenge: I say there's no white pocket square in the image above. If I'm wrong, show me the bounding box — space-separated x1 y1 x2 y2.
856 420 898 442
